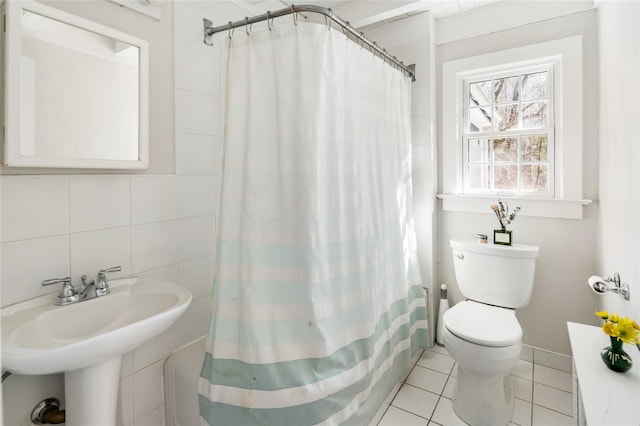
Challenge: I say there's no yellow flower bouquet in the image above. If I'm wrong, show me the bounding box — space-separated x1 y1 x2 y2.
595 311 639 372
595 311 640 344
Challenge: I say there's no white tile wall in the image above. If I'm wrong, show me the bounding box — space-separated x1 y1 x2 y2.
1 2 219 424
131 221 180 273
70 227 132 279
69 175 131 233
131 176 179 224
1 176 70 242
1 235 70 305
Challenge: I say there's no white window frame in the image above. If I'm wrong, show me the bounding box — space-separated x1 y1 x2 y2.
462 64 555 197
441 36 591 219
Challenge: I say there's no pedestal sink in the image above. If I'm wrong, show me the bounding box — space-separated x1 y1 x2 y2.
1 277 192 425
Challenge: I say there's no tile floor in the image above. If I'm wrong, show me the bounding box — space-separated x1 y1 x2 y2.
378 346 574 426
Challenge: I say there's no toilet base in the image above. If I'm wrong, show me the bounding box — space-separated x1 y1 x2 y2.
452 366 514 426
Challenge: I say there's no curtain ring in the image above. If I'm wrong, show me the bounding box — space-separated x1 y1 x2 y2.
327 9 332 30
227 21 234 39
359 32 365 49
267 11 273 31
244 17 250 35
291 6 297 25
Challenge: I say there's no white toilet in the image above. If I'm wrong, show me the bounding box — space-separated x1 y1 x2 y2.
442 239 538 426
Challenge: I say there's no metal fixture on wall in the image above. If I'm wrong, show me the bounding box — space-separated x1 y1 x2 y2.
588 272 631 300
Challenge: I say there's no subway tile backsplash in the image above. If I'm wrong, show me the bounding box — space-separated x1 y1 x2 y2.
1 176 70 242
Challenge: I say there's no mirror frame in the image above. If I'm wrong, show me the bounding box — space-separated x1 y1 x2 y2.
3 0 149 169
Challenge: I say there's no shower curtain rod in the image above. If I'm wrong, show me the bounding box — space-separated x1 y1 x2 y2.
202 5 416 82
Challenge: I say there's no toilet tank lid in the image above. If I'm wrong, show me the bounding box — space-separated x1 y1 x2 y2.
451 239 539 259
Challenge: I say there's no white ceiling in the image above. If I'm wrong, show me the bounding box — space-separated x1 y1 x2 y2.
233 0 500 29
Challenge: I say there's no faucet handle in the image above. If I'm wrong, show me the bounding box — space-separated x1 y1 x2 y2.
42 277 72 287
95 266 121 296
42 277 79 306
98 266 122 276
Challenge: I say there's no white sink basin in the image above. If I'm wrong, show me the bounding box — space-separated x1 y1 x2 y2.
1 276 192 375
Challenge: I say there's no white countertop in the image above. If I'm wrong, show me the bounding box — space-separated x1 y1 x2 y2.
567 322 640 426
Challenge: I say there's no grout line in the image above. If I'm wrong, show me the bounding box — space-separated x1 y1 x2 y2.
531 402 574 418
530 362 535 426
391 405 431 421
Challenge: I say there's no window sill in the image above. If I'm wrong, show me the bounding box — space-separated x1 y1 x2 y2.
436 194 592 219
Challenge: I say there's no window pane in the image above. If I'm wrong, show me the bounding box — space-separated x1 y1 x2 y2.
522 134 548 162
469 80 492 106
522 71 548 100
494 104 519 131
467 165 491 190
468 107 492 132
493 164 518 190
492 137 517 162
468 138 490 163
522 101 548 129
522 164 548 191
493 76 519 104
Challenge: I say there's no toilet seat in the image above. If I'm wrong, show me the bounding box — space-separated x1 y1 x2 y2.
443 300 522 347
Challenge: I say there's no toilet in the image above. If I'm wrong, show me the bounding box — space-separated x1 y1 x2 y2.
442 239 538 426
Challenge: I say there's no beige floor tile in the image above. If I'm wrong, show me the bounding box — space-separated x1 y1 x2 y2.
431 398 468 426
512 398 532 426
533 364 572 392
531 405 573 426
511 359 534 381
416 350 456 375
392 384 439 419
532 383 572 416
378 406 429 426
405 365 449 395
512 375 533 402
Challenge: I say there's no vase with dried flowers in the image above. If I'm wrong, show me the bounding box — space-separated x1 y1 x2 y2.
595 311 640 373
490 199 521 245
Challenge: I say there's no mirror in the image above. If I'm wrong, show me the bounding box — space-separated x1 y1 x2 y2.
3 0 149 169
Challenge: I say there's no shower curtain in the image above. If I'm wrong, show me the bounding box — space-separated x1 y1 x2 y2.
199 21 427 426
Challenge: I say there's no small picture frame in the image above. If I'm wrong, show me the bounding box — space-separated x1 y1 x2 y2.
494 229 512 246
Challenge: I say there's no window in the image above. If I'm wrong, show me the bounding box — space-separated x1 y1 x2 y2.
462 67 554 197
441 36 590 219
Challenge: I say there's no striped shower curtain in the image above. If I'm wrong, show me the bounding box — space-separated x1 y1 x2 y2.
199 20 428 426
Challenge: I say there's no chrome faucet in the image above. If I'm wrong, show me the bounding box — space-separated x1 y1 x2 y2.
77 275 95 301
42 266 122 306
95 266 121 296
42 277 79 306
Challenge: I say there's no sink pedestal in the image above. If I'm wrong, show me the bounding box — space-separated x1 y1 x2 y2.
65 357 122 426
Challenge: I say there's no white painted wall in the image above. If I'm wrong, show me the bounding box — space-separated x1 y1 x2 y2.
1 1 218 424
597 1 640 321
436 4 600 355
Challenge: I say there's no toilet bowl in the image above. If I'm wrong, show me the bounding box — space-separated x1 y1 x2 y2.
443 301 523 426
444 239 538 426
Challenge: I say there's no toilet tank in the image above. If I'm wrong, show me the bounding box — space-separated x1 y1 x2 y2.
451 239 539 309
